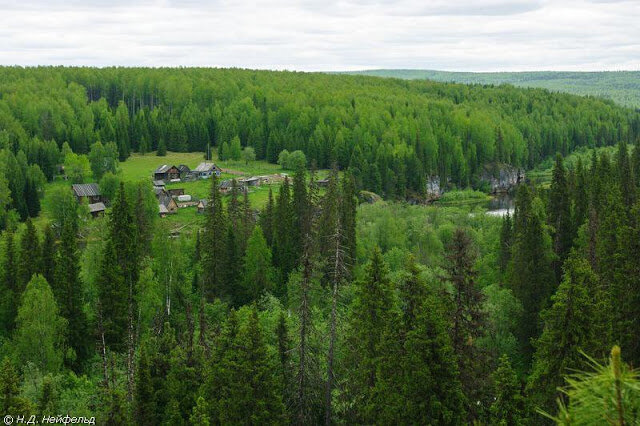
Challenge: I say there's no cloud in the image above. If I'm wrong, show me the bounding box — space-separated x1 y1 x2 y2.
0 0 638 71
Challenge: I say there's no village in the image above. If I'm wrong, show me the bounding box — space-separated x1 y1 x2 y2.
67 160 292 219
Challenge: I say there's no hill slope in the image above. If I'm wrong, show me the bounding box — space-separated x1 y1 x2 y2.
346 70 640 108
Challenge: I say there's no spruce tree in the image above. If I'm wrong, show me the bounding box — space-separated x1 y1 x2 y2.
0 232 18 334
273 177 296 285
18 218 41 289
490 355 525 426
548 154 573 279
54 218 89 371
201 175 228 301
442 228 488 420
526 254 598 414
616 140 636 210
508 184 556 363
259 188 275 247
402 294 466 425
241 225 274 304
0 357 21 414
97 183 139 351
134 346 156 426
41 225 57 287
156 138 167 156
498 213 513 274
345 247 397 423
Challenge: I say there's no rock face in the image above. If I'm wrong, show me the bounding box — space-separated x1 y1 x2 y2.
358 190 382 204
479 164 524 194
426 176 443 200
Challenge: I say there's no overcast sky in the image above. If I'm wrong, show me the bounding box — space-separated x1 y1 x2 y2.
0 0 638 71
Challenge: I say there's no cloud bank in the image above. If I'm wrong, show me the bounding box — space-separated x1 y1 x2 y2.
0 0 638 71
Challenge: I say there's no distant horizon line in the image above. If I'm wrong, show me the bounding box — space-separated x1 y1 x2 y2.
0 65 639 74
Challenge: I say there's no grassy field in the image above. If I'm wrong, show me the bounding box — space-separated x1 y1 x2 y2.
117 151 293 227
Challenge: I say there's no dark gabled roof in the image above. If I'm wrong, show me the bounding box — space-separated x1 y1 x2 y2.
158 193 174 207
88 202 106 213
159 204 169 214
155 164 175 174
177 164 191 172
219 180 233 189
72 183 101 197
153 180 166 187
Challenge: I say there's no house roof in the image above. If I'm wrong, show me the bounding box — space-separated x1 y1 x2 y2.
158 193 173 207
198 199 208 207
159 204 169 214
194 162 218 172
219 180 233 189
155 164 175 174
72 183 101 197
242 177 260 183
153 180 166 187
88 202 106 213
178 164 191 172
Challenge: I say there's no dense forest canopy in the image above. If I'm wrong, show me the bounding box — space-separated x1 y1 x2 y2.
1 67 640 425
346 69 640 109
1 66 639 202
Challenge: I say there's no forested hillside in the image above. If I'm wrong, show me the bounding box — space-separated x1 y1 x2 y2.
1 66 639 214
347 69 640 109
1 68 640 425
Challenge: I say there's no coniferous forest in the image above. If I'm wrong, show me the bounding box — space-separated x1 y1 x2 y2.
1 67 640 424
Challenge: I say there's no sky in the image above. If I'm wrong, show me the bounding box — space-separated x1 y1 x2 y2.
0 0 638 72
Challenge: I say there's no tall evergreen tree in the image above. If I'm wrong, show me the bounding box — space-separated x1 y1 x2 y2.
490 355 525 426
443 228 488 420
548 154 573 279
498 212 513 274
344 247 397 423
616 140 636 210
273 177 296 285
41 225 57 287
54 218 89 371
241 225 274 304
260 188 275 247
526 254 599 414
97 183 139 352
18 218 41 289
201 175 228 301
0 232 18 334
508 184 556 363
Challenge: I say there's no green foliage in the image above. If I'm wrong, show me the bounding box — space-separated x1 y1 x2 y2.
13 275 66 374
490 355 525 425
242 146 256 164
278 149 306 170
63 152 91 184
88 141 119 180
241 225 274 304
546 346 640 425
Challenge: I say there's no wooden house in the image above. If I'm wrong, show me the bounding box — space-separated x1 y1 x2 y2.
88 202 106 218
167 188 185 197
158 193 178 216
194 162 222 178
240 177 261 187
154 164 180 181
72 183 102 204
177 164 191 179
197 199 208 214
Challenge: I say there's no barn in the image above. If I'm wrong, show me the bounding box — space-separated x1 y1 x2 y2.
154 165 180 181
72 183 102 204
